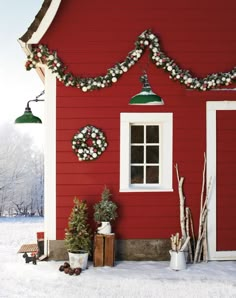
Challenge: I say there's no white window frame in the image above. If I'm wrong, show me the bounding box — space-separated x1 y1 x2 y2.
120 113 173 192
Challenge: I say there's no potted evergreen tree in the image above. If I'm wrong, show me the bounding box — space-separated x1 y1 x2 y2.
93 186 118 234
64 197 92 269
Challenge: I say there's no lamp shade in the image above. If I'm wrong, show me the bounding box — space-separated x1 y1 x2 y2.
129 73 164 105
15 108 42 124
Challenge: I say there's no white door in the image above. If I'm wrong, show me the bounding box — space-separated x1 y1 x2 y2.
207 101 236 260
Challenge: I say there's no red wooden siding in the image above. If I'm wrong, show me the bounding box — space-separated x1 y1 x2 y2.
216 111 236 250
39 0 236 240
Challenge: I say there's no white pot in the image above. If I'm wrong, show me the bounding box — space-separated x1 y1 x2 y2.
97 222 111 234
68 251 88 270
169 250 186 271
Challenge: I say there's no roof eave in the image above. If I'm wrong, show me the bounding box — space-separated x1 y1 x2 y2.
19 0 61 45
18 0 61 81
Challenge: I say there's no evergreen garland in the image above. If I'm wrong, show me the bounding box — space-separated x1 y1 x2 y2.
64 197 92 253
25 29 236 91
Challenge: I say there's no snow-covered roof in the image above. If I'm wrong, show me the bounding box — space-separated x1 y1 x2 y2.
18 0 61 81
19 0 61 45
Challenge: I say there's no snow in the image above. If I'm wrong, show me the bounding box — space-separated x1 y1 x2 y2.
0 217 236 298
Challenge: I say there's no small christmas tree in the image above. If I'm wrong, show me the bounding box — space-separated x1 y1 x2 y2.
64 197 92 253
94 186 118 223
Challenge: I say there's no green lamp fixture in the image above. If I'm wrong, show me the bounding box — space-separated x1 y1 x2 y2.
15 91 45 124
129 72 164 105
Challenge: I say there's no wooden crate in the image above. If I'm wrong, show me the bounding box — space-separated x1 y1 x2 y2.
93 234 115 267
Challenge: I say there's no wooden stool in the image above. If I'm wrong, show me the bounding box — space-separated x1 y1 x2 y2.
93 234 115 267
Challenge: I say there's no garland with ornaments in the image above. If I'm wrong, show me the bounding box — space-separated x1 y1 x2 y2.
25 29 236 91
72 125 108 161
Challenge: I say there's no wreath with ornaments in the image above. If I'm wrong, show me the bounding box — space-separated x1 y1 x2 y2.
72 125 108 161
25 29 236 92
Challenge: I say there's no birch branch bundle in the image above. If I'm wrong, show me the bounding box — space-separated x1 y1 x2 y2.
202 220 208 262
175 164 187 242
175 153 211 264
170 233 190 253
193 153 211 263
170 233 183 252
185 207 194 262
180 236 191 252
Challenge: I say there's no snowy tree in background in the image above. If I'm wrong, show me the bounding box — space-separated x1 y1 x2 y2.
0 123 44 216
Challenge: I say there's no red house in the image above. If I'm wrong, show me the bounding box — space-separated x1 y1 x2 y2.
19 0 236 261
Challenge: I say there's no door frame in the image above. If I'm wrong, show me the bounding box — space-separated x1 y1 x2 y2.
207 101 236 260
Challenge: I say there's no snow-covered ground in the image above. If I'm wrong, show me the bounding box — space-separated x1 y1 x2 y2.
0 217 236 298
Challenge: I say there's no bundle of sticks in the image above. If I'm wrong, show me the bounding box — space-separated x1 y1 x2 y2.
170 233 190 253
175 153 211 263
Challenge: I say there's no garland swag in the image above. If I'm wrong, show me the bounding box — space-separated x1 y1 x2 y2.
25 29 236 91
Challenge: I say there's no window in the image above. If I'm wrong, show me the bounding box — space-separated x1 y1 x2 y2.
131 125 160 184
120 113 173 192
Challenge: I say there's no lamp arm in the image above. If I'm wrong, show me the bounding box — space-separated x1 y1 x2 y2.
36 90 45 99
26 90 45 110
26 99 45 110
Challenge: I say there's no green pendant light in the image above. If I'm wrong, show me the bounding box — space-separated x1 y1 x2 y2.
15 91 45 124
129 72 164 105
15 107 42 123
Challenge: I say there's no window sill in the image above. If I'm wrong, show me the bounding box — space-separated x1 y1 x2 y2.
119 187 174 193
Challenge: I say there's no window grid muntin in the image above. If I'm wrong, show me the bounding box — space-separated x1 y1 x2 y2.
130 124 160 185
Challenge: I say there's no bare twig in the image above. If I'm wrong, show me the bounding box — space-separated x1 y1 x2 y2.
175 164 187 241
186 207 193 263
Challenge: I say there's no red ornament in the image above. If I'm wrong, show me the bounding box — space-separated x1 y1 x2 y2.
86 138 93 147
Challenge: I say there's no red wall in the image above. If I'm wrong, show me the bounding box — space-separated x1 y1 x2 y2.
39 0 236 239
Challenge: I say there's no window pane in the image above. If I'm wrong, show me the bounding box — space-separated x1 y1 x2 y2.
131 146 144 163
146 166 159 183
146 146 159 163
146 126 159 143
131 126 144 143
131 166 143 183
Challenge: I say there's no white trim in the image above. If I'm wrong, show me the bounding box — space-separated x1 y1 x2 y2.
44 68 57 251
18 1 59 256
207 101 236 260
120 113 173 192
28 0 62 44
17 41 45 83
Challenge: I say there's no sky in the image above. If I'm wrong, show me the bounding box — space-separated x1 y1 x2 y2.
0 1 44 124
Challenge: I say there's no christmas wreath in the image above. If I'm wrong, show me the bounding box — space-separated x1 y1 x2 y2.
72 125 108 161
